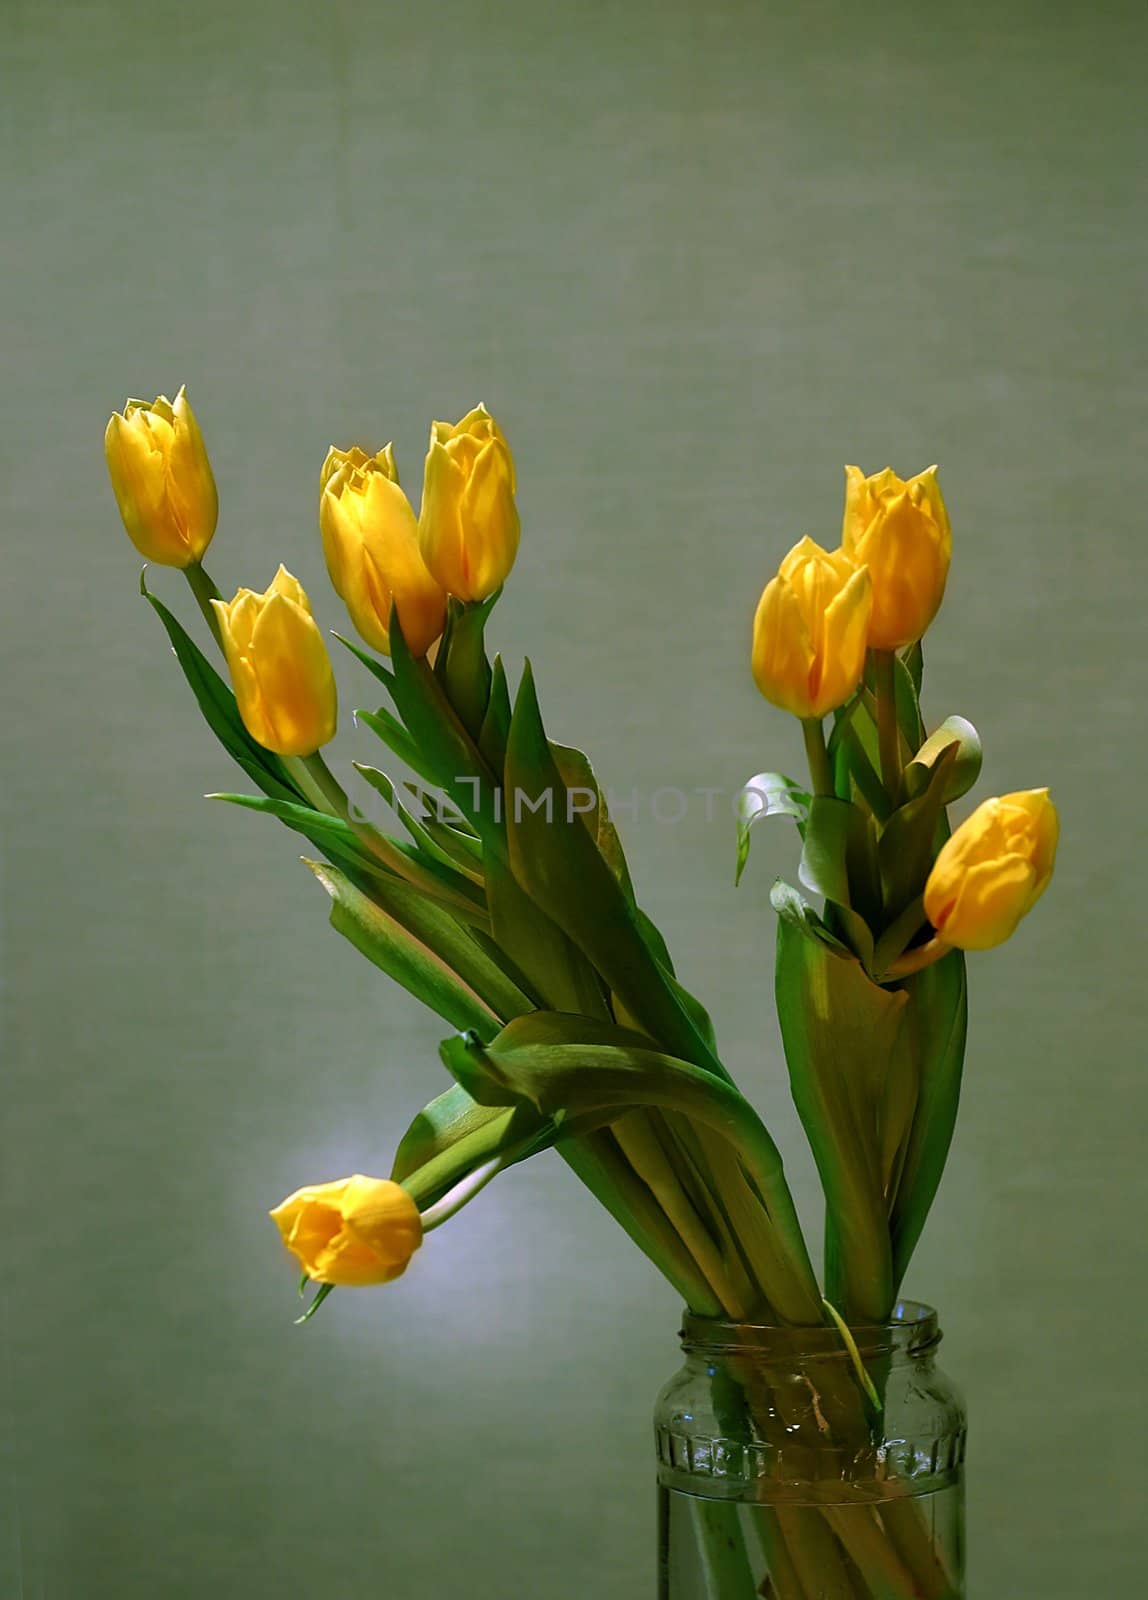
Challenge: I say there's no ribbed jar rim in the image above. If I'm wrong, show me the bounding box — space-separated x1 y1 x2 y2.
680 1298 940 1360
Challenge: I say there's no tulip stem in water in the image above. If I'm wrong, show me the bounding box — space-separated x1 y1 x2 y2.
183 562 225 651
873 649 903 803
801 719 834 798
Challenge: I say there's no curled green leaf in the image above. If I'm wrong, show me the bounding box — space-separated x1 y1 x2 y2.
735 773 809 885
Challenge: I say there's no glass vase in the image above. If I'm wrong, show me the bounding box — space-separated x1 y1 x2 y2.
655 1299 965 1599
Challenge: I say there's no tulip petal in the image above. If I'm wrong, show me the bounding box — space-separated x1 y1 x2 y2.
752 575 817 717
814 564 872 717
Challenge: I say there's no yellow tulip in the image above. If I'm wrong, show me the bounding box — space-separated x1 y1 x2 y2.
418 403 519 601
924 789 1058 950
319 444 447 657
104 386 218 567
270 1174 423 1287
751 537 873 719
841 465 951 649
211 567 337 757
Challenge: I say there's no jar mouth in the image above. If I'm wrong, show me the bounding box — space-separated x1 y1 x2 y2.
680 1298 940 1360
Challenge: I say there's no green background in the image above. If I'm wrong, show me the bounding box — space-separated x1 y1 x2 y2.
2 2 1143 1594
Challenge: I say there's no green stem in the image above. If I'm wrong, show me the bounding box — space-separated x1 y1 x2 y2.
871 894 927 976
883 936 951 982
613 1113 752 1317
284 754 339 816
301 752 351 815
419 1155 505 1231
559 1132 722 1315
802 717 834 798
687 1499 759 1600
183 561 224 649
873 650 902 805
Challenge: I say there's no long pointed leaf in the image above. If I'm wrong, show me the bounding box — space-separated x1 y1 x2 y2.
889 950 968 1288
388 612 503 842
209 792 394 877
353 764 485 886
308 861 504 1038
485 847 607 1016
504 664 729 1083
333 632 395 692
142 579 302 804
736 772 808 885
354 706 443 788
878 742 959 919
904 715 982 804
774 901 906 1322
391 1084 553 1207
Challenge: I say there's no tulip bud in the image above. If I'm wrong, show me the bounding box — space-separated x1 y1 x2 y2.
104 386 218 568
319 444 446 657
211 566 337 757
924 789 1058 951
751 537 873 719
270 1174 423 1287
418 403 519 601
841 465 951 649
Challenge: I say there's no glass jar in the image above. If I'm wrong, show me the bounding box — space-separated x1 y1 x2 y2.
655 1299 965 1599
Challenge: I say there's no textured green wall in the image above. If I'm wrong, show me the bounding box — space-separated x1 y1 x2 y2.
2 2 1143 1595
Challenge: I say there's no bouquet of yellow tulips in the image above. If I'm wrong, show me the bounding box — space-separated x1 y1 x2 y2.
105 387 1057 1599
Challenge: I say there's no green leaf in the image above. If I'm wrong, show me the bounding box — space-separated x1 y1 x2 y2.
825 687 865 759
555 1131 724 1314
484 846 606 1017
901 640 924 700
892 650 925 752
352 764 485 886
208 792 392 879
391 1083 514 1180
478 653 513 771
333 632 396 692
438 592 499 738
390 1083 554 1207
735 773 809 885
354 706 442 788
503 664 729 1084
775 910 907 1322
831 719 891 822
142 578 302 804
770 878 852 957
307 860 507 1037
442 1013 822 1322
388 613 503 843
799 795 855 906
666 972 719 1055
294 1282 335 1325
904 715 982 805
878 742 959 920
551 741 637 902
871 894 927 978
798 796 881 928
634 907 675 974
888 950 968 1289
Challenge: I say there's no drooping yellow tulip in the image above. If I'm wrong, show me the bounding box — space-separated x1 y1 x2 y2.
841 465 951 649
751 537 873 719
270 1174 423 1287
924 789 1058 951
418 403 519 602
319 444 446 657
212 566 337 756
104 386 218 567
